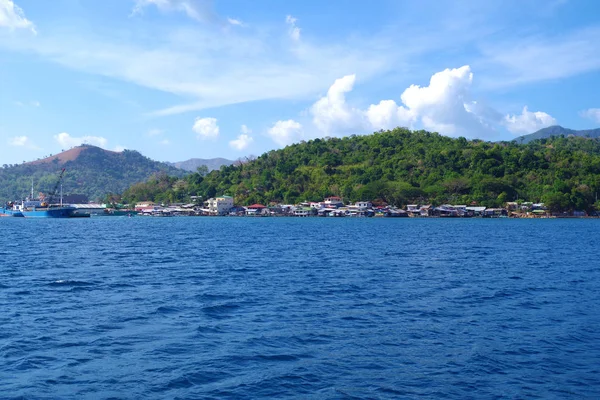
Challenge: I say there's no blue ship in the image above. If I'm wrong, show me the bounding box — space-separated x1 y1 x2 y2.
2 201 75 218
2 169 76 218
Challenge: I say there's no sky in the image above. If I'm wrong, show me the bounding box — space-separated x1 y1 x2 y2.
1 0 600 165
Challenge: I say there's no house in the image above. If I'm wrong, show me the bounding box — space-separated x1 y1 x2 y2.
483 208 508 217
324 196 344 208
294 207 312 217
355 201 372 209
466 206 486 217
246 203 268 216
135 201 155 211
205 195 234 215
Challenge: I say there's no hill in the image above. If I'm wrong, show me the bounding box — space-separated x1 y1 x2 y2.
121 128 600 213
515 125 600 144
168 157 234 172
0 145 186 202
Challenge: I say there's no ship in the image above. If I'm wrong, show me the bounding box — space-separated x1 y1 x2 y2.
0 203 24 217
0 169 76 218
8 200 76 218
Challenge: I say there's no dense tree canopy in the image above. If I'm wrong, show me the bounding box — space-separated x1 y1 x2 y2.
120 128 600 212
0 146 186 202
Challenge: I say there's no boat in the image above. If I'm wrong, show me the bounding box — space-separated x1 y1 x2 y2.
8 200 76 218
2 169 77 218
0 202 24 217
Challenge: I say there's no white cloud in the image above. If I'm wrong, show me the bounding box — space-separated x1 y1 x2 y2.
309 66 489 138
1 5 403 118
310 74 365 134
227 17 243 26
229 135 253 151
192 117 219 139
8 135 28 146
113 145 126 152
285 15 300 41
399 65 482 135
0 0 36 33
132 0 218 23
159 139 170 145
54 132 108 148
504 106 557 134
478 27 600 89
147 128 163 136
366 100 414 131
14 99 40 107
296 65 555 140
580 108 600 124
241 124 251 135
267 119 303 146
229 125 253 150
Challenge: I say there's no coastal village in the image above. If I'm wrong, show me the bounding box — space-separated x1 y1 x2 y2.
68 195 582 218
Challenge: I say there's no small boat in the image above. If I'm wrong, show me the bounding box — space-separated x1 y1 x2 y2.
0 203 24 217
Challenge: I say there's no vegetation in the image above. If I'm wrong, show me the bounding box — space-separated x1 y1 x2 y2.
120 128 600 213
0 145 186 202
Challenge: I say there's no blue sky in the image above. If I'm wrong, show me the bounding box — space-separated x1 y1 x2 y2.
1 0 600 165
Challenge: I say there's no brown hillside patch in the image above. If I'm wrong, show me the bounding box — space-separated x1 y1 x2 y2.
27 146 119 166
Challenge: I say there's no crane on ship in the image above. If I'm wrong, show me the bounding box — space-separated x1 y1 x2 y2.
41 168 66 208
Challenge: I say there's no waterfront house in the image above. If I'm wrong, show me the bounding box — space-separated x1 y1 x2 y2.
246 203 268 216
355 201 372 209
205 195 234 215
324 196 344 208
294 207 312 217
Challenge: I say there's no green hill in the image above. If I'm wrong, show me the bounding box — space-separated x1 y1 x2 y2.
0 145 186 202
122 128 600 213
168 157 234 172
515 125 600 144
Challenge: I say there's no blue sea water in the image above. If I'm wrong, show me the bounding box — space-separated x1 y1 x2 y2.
1 217 599 399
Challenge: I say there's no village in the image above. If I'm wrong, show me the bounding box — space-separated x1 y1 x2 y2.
116 195 572 218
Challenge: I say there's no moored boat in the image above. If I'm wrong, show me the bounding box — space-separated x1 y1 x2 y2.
10 200 76 218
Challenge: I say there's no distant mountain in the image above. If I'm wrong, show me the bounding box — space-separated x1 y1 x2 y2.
0 145 186 202
169 157 234 172
515 125 600 144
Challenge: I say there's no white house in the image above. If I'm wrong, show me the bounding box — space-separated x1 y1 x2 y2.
355 201 372 209
205 195 234 215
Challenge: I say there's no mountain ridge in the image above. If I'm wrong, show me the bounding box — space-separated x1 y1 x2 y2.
0 145 186 202
515 125 600 144
167 157 234 172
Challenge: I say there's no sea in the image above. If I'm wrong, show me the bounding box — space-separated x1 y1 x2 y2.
1 217 599 399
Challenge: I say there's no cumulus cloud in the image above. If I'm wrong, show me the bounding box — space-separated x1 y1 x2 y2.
302 65 556 140
54 132 108 148
0 0 36 33
310 74 365 134
229 135 253 151
366 100 414 131
285 15 300 41
8 135 29 146
580 108 600 124
229 125 253 150
267 119 303 146
113 145 126 152
193 117 219 139
504 106 557 134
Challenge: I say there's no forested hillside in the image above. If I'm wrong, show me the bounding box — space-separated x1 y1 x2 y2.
121 128 600 212
0 145 186 202
515 125 600 144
